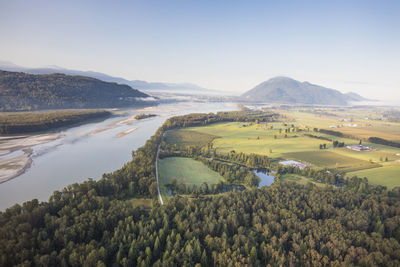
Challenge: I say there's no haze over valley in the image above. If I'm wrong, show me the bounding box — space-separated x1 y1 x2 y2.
0 1 400 266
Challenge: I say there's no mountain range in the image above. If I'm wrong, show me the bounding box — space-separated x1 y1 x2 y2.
242 77 367 106
0 61 215 93
0 70 151 111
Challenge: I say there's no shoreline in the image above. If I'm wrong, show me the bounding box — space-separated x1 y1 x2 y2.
0 148 33 184
0 133 64 184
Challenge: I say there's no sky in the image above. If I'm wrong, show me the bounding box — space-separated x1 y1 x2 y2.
0 0 399 101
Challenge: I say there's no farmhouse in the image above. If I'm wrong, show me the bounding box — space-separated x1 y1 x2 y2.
346 144 373 151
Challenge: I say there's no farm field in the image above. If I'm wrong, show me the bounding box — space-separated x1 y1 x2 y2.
158 157 223 201
183 122 344 157
178 118 400 187
282 151 380 172
282 110 400 142
280 173 327 187
348 164 400 189
164 129 217 147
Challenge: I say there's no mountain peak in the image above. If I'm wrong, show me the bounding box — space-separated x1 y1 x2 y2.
242 77 365 106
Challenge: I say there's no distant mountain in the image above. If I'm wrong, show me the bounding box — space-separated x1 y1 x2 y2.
344 92 368 102
0 61 215 93
0 70 151 111
242 77 365 106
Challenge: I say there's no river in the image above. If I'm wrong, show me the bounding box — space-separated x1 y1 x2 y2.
0 102 237 210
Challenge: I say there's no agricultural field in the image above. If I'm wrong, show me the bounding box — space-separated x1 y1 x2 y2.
178 115 400 188
282 151 380 172
280 173 327 187
164 129 217 147
158 157 223 200
348 164 400 189
282 109 400 142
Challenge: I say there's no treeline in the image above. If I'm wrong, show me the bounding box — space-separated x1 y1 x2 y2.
0 110 111 134
318 128 344 137
199 157 260 186
275 164 388 194
304 133 331 141
162 110 278 129
164 179 245 196
134 114 157 120
369 136 400 148
0 70 149 111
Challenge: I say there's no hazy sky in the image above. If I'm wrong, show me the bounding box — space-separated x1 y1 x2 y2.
0 0 399 101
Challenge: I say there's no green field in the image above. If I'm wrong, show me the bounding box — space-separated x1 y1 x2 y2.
178 119 400 188
281 173 327 187
282 110 400 142
164 129 217 147
158 157 223 200
348 164 400 189
282 151 381 172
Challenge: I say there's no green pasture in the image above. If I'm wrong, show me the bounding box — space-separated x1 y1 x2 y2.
280 174 327 187
282 110 400 142
282 151 380 172
173 119 400 188
158 157 223 201
164 129 217 147
348 164 400 189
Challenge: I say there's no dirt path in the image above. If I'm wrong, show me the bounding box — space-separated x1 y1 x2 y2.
155 133 165 205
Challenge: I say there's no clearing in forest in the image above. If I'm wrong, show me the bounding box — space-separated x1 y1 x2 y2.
158 157 223 200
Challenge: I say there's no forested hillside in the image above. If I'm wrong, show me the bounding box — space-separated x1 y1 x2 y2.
1 111 400 266
0 110 111 134
0 70 150 111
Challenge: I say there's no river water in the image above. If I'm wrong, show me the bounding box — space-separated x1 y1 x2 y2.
0 102 237 210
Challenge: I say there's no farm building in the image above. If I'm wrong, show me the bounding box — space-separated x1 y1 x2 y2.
346 144 373 151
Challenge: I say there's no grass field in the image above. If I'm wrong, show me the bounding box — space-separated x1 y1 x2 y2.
348 164 400 189
281 173 327 187
282 151 381 172
172 112 400 188
164 129 217 147
158 157 223 201
282 110 400 142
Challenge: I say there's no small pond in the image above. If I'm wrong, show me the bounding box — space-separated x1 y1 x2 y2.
254 170 275 188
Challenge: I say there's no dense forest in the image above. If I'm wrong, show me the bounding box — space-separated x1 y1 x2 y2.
1 111 400 266
0 70 150 111
0 110 111 134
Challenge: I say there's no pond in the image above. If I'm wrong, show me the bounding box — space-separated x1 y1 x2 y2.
254 170 275 188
